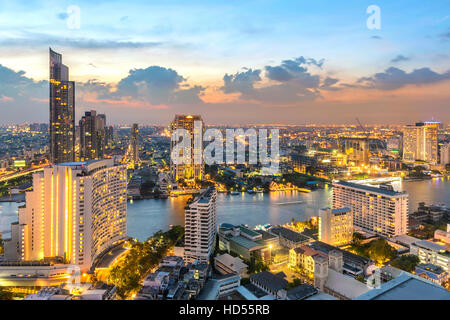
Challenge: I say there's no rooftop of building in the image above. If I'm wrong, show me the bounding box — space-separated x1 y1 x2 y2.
293 245 325 258
254 229 279 241
286 284 318 300
325 269 370 299
269 226 311 243
239 225 262 238
333 180 408 197
355 273 450 300
415 263 447 275
309 241 373 266
414 240 447 252
215 253 248 270
250 271 288 292
229 235 264 251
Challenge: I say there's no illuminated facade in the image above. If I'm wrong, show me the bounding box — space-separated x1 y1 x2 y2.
340 138 369 166
4 159 127 271
318 207 353 246
184 187 217 264
403 121 439 164
332 180 408 237
49 48 75 164
170 114 204 181
79 110 106 161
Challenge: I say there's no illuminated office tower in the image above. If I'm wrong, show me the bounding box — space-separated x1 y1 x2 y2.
340 138 369 166
332 180 408 237
318 207 353 246
3 159 127 271
403 121 439 164
440 142 450 165
49 48 75 163
79 110 106 161
170 115 204 181
184 187 217 264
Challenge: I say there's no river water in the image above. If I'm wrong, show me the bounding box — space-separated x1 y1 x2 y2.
1 178 449 241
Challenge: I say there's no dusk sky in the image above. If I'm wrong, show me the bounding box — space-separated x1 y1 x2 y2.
0 0 449 125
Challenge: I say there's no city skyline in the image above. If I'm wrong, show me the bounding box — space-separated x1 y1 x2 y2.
0 0 449 125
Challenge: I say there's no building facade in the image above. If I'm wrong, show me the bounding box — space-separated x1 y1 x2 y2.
170 114 204 181
79 110 106 161
318 207 353 246
403 121 439 164
332 180 408 237
49 48 75 164
4 159 127 271
184 187 217 263
441 142 450 166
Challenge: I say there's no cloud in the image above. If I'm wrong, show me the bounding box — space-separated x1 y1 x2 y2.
391 55 410 63
221 57 325 104
371 35 382 40
357 67 450 90
57 12 69 20
320 77 340 91
221 69 262 95
439 29 450 40
0 32 163 50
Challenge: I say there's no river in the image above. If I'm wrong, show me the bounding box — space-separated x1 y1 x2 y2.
1 178 449 241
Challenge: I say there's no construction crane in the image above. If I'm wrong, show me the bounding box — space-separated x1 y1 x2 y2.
356 117 370 139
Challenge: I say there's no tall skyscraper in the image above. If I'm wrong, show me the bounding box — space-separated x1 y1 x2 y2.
79 110 106 161
403 121 439 164
332 180 408 237
318 207 353 246
170 115 204 181
3 159 127 271
184 187 217 263
49 48 75 164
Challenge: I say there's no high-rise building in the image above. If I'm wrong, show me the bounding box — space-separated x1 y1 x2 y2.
403 121 439 164
170 115 204 181
184 187 217 264
79 110 106 161
3 159 127 271
49 48 75 164
318 207 353 246
332 180 408 237
340 138 370 166
440 142 450 166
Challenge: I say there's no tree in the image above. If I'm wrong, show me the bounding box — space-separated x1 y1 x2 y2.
367 239 397 265
390 255 420 273
0 288 13 300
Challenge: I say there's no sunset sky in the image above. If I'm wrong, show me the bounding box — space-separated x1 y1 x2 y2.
0 0 449 125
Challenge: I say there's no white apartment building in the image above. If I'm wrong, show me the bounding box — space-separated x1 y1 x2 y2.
318 207 353 246
3 159 127 271
410 240 450 272
403 121 439 164
332 180 408 237
184 187 217 264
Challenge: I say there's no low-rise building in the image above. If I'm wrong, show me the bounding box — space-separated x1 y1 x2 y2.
410 240 450 272
269 226 311 249
415 263 449 285
249 271 288 298
214 254 248 278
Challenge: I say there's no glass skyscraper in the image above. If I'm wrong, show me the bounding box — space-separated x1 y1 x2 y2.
49 48 75 164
